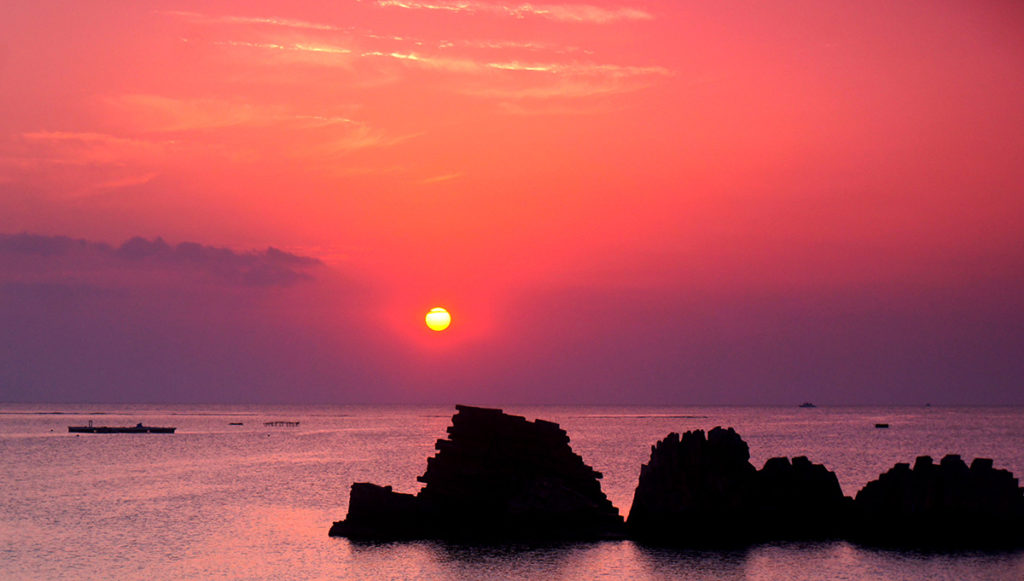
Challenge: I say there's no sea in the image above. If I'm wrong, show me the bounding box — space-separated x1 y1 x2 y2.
2 404 1023 580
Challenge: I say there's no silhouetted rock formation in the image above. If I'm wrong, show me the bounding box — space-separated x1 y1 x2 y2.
329 411 1024 548
626 428 849 544
331 483 425 539
851 454 1024 548
626 427 756 542
755 455 851 538
329 404 624 540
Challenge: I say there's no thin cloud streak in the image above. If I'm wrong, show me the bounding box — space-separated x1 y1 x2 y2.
421 171 463 184
360 50 669 85
17 131 167 165
297 126 423 157
360 50 482 72
213 31 668 80
466 78 657 99
163 11 343 31
1 102 400 197
166 9 669 99
106 94 358 133
172 9 596 56
375 0 653 23
486 61 670 77
453 39 591 54
216 40 353 56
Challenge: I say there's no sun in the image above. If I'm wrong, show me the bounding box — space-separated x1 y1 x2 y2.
425 307 451 331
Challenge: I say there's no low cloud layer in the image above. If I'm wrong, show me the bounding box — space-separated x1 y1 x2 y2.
0 232 393 404
0 233 322 287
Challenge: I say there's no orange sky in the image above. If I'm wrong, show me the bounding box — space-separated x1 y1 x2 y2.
1 1 1023 403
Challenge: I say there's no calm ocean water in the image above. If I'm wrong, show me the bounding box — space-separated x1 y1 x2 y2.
2 404 1023 580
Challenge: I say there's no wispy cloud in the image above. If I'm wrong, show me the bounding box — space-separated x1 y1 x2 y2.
213 39 356 68
375 1 653 23
485 61 669 76
107 95 407 157
18 131 167 165
421 171 463 184
164 8 664 92
291 115 360 128
216 40 352 55
170 9 597 55
163 11 343 32
466 77 654 100
360 50 481 72
301 126 423 158
361 49 668 81
487 61 554 72
454 39 593 55
497 101 616 115
1 95 399 197
0 131 169 197
157 7 668 113
106 94 357 133
219 37 669 101
165 10 358 66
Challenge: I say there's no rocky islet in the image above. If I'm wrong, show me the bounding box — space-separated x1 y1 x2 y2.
330 405 1024 548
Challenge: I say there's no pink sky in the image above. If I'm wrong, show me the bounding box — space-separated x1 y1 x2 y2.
1 1 1023 404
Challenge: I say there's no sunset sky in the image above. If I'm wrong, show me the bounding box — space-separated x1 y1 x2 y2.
2 1 1023 404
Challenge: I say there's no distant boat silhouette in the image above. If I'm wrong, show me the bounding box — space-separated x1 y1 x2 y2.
68 420 175 434
799 402 816 408
875 423 890 429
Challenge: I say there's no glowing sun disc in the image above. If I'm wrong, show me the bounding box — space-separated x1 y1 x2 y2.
425 307 451 331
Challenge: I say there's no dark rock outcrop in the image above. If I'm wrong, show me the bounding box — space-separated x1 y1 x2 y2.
330 483 426 539
851 454 1024 548
626 427 849 544
329 404 624 540
626 427 757 543
754 455 851 538
329 411 1024 549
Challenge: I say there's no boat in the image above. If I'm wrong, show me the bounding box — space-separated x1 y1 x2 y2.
799 402 816 408
228 422 244 426
68 420 175 434
875 423 890 429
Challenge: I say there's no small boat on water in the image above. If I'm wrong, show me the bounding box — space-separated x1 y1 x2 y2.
799 402 816 408
68 421 175 434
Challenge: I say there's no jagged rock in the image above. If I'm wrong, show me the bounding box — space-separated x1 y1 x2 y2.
329 404 624 540
852 454 1024 548
328 483 425 538
627 427 849 544
626 427 755 542
329 414 1024 549
755 455 851 538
